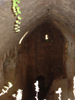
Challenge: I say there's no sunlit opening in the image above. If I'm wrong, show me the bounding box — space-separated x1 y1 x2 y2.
12 89 23 100
12 94 16 98
45 34 48 40
55 87 62 100
34 80 39 100
19 31 29 44
73 76 75 99
0 82 13 96
68 98 71 100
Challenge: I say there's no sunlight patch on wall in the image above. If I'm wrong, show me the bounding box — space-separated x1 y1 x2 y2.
12 89 23 100
0 82 13 96
55 87 72 100
68 98 71 100
19 31 29 44
55 87 62 100
34 80 39 100
45 34 48 40
73 76 75 99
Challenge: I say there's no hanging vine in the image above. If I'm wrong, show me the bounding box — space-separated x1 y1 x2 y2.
12 0 21 33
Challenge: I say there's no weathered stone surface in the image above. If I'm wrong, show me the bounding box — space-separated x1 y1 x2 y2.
0 0 75 55
0 0 75 100
46 78 74 100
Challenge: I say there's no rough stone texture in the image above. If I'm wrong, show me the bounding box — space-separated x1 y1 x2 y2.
18 40 29 100
0 45 23 100
0 0 75 55
0 59 4 88
0 0 75 100
63 39 75 100
46 78 74 100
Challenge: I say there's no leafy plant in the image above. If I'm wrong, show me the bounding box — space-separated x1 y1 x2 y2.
12 0 21 32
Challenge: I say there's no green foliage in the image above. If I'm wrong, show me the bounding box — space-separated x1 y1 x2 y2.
12 0 22 33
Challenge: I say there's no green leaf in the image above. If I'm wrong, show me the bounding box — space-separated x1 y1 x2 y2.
15 28 18 30
16 20 21 24
16 20 19 23
12 6 15 9
16 31 18 32
18 22 21 24
18 16 21 20
15 24 18 26
13 0 21 33
18 11 21 14
16 29 20 32
15 3 18 7
15 12 18 16
13 1 16 6
17 7 21 14
17 0 20 4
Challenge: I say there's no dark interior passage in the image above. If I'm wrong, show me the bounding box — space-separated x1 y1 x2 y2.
36 75 45 100
18 23 65 100
0 1 75 100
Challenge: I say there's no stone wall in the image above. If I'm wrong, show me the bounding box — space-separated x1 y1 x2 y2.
0 0 75 100
0 0 75 56
63 39 75 100
18 40 29 100
0 23 75 100
0 45 24 100
46 78 74 100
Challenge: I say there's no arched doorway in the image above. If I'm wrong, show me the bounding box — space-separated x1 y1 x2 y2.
18 23 65 100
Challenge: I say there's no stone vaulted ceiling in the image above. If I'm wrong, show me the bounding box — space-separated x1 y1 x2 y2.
0 0 75 56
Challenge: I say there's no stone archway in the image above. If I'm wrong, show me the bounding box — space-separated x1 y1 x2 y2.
18 22 66 100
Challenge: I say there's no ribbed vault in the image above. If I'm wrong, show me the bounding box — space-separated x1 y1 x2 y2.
0 0 75 100
0 0 75 56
